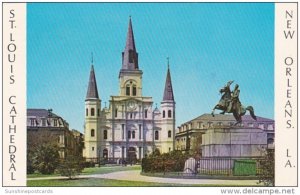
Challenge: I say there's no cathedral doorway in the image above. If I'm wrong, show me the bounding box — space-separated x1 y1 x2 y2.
128 147 137 164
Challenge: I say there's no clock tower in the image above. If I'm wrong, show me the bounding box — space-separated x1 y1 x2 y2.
119 17 143 97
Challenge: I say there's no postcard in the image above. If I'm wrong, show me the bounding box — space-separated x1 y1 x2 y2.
1 2 298 194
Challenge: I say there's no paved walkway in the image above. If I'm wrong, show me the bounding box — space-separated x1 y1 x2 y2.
28 170 260 185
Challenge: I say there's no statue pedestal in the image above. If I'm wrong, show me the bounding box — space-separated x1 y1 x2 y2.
201 126 267 158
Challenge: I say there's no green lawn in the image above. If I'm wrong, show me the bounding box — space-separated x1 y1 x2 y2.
27 165 141 178
81 165 141 175
27 178 256 187
27 165 260 187
27 178 187 187
27 173 61 178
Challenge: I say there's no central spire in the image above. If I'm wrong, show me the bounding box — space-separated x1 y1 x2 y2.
122 17 139 70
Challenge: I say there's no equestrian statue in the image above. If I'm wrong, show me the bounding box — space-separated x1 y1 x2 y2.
211 80 257 125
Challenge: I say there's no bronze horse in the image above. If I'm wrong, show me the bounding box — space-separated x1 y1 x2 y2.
211 81 257 125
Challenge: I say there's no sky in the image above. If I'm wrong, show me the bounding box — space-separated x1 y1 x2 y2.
27 3 274 132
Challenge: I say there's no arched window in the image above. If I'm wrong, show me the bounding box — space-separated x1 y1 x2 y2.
155 131 159 140
97 109 100 117
168 110 172 118
128 131 131 139
126 85 130 96
91 129 95 137
86 108 88 116
132 85 137 96
132 131 135 139
91 108 95 116
162 110 165 118
168 130 171 138
103 130 107 140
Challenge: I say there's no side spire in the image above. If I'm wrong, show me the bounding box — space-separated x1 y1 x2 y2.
163 58 174 101
121 17 139 70
86 62 99 100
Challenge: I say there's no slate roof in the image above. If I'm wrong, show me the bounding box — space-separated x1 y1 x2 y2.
86 65 99 99
163 67 174 101
27 109 59 118
125 17 136 53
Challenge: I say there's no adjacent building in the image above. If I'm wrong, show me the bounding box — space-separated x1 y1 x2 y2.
27 108 83 158
175 114 274 155
83 18 176 162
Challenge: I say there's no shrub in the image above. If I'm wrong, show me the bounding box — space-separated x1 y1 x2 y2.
258 149 274 186
83 161 95 168
142 150 189 173
27 151 35 174
58 155 84 179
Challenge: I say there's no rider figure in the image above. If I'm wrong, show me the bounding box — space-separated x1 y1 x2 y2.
228 84 240 113
219 80 234 114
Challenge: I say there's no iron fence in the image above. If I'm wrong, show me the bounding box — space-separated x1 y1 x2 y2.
86 156 268 177
196 157 264 176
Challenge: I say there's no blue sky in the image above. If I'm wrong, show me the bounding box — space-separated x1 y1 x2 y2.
27 3 274 132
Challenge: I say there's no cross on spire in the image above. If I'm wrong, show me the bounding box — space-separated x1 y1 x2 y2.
162 57 174 101
91 52 94 64
121 16 139 70
86 62 99 100
167 57 170 69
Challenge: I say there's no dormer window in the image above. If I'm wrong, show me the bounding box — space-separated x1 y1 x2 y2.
53 119 57 127
42 118 46 126
30 119 35 126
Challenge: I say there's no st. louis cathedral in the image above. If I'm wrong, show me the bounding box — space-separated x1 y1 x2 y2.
83 18 175 162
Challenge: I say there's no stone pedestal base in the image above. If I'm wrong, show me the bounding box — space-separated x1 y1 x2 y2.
202 126 267 158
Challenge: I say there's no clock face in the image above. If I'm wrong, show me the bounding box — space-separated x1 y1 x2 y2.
127 100 136 111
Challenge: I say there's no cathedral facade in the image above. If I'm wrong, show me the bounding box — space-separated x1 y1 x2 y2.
83 18 175 162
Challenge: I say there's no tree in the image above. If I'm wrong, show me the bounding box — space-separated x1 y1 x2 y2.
190 134 202 155
27 131 60 174
27 151 35 174
58 155 84 179
32 143 60 174
258 149 274 186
